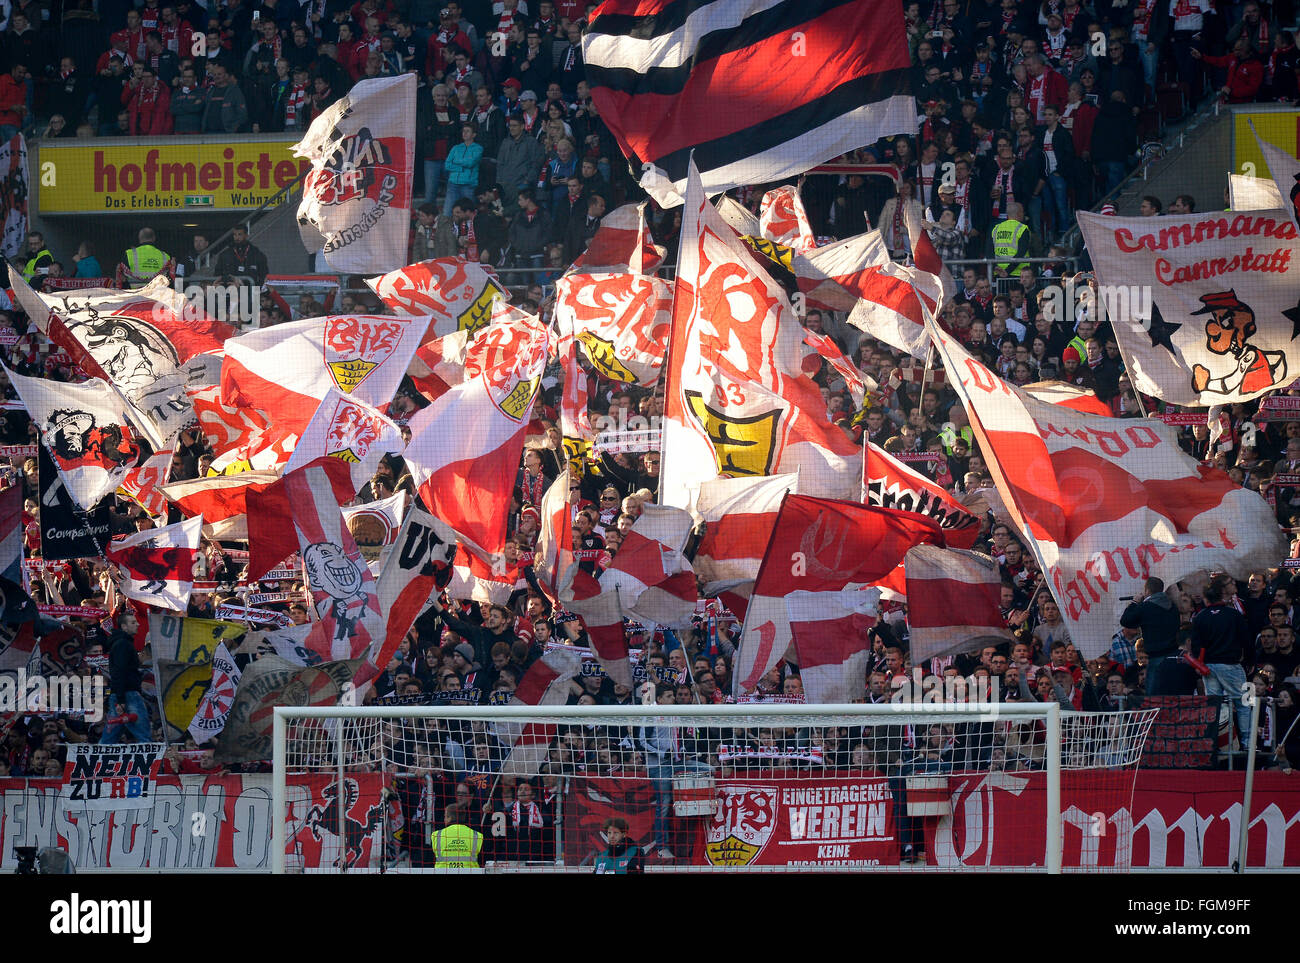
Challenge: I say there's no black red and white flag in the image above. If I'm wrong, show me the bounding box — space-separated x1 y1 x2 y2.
862 442 981 549
295 74 416 273
372 501 457 679
106 514 203 612
582 0 915 205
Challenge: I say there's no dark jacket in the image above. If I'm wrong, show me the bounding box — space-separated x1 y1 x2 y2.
1089 98 1137 165
170 83 207 133
108 629 142 700
1190 604 1251 666
1120 592 1181 657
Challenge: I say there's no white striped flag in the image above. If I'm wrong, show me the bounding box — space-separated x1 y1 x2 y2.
582 0 916 206
904 545 1010 664
448 544 524 605
372 502 458 677
929 321 1288 657
1022 381 1116 416
295 74 416 274
105 514 204 612
734 494 947 698
785 582 881 704
221 313 425 432
161 470 284 525
862 442 981 549
570 202 664 274
281 388 405 494
694 472 798 596
187 385 294 475
803 331 871 407
533 473 576 600
240 457 357 582
661 159 860 509
406 307 548 569
553 305 594 443
341 491 408 555
6 366 141 512
514 644 584 706
365 256 506 339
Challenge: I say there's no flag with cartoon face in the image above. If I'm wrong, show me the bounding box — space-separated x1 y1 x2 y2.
6 365 141 511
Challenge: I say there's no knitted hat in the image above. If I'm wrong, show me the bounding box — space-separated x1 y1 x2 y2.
1062 345 1081 364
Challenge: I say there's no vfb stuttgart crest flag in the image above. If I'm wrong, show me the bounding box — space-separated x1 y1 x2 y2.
296 74 415 274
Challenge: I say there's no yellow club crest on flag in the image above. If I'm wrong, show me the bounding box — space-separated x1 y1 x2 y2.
706 785 778 866
684 390 779 478
457 280 506 335
328 448 362 463
563 436 592 464
327 358 379 392
497 377 537 422
575 330 637 383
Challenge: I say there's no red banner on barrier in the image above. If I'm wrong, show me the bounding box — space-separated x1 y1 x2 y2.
695 777 899 867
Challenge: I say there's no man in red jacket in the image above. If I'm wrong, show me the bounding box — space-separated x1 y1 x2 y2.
1194 35 1266 103
123 65 173 135
0 64 27 139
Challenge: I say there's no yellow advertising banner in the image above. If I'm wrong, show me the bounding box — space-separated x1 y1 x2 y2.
38 138 310 214
1234 109 1300 180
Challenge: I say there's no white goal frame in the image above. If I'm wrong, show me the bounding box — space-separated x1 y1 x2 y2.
271 701 1069 874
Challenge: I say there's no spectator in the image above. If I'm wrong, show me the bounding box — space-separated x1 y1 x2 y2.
47 56 89 130
123 64 172 135
214 226 268 286
200 62 248 132
70 240 101 278
509 187 552 274
1193 576 1254 746
563 189 604 262
443 122 483 216
1090 89 1136 195
1194 34 1266 104
19 230 52 281
419 83 459 207
1120 577 1181 695
121 226 171 283
0 63 26 139
497 112 544 213
101 608 151 744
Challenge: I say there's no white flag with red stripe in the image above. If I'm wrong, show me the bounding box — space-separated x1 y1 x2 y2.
694 473 798 596
803 331 871 407
372 501 457 676
406 329 471 403
118 448 172 516
760 185 816 253
187 385 296 475
7 366 141 511
448 545 523 604
1022 381 1115 416
221 313 425 432
661 160 860 509
406 307 548 568
161 470 283 525
904 545 1010 664
513 644 584 705
281 389 404 493
365 256 506 339
785 584 881 704
554 272 673 388
569 202 664 274
862 442 982 549
534 473 576 600
105 514 203 612
930 322 1288 657
735 494 947 697
553 306 594 443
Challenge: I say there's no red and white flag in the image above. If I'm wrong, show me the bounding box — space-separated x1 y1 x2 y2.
221 313 425 431
803 331 871 407
512 644 584 705
7 367 141 511
406 307 548 568
105 514 203 612
187 385 295 474
760 185 816 253
406 329 471 403
341 491 408 554
582 1 915 206
365 256 505 339
161 470 283 525
661 160 860 508
372 501 458 678
117 448 172 517
7 268 234 447
554 273 673 388
282 389 404 493
862 442 981 549
904 545 1010 664
448 545 523 604
553 307 593 443
187 641 241 745
1023 381 1115 416
295 74 416 274
694 472 798 597
533 473 576 600
735 494 946 698
239 457 358 580
564 504 696 686
930 322 1288 657
570 202 664 274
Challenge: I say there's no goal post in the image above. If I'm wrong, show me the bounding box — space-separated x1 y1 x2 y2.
271 702 1158 874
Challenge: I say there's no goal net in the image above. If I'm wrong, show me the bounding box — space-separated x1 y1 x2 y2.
271 703 1158 873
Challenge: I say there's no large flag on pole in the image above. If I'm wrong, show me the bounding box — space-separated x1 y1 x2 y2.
862 442 982 549
904 545 1010 664
105 514 203 612
371 502 457 678
281 388 404 493
7 366 141 511
582 1 915 206
295 74 416 273
661 159 860 509
929 320 1288 657
365 256 505 339
1077 209 1300 406
693 472 798 601
734 495 946 697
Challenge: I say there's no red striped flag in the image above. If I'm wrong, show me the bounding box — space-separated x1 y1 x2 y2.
241 457 357 582
735 494 946 699
513 644 584 706
534 473 576 600
372 502 457 678
106 514 203 612
904 545 1010 664
161 470 284 525
406 329 470 403
569 202 664 274
694 472 797 596
582 0 916 205
759 185 815 252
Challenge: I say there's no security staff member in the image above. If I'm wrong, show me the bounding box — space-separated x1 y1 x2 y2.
121 227 171 281
21 232 53 281
991 202 1031 277
430 803 483 869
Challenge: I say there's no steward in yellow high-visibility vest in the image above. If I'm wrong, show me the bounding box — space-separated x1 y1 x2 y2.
22 232 53 281
991 204 1029 276
430 803 483 869
122 227 170 280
